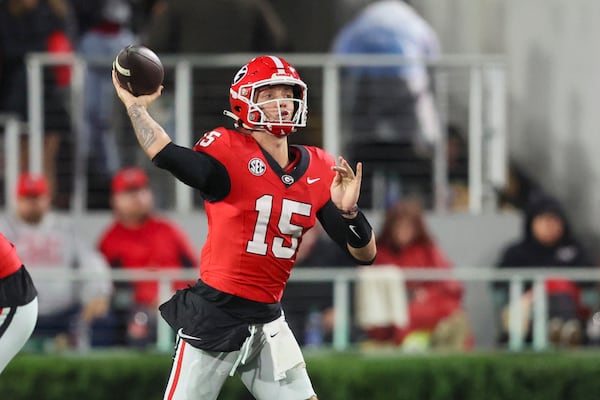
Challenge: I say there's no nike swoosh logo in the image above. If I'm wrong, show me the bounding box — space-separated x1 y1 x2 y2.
349 225 361 239
270 332 279 338
307 177 321 184
177 328 202 341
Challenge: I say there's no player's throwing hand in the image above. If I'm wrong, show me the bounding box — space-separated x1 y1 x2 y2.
111 70 163 109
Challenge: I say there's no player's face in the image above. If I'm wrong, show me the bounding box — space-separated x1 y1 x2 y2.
254 85 295 122
16 194 51 224
112 187 154 224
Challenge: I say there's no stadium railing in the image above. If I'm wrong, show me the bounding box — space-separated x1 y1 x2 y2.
0 113 24 208
26 266 600 353
14 52 506 213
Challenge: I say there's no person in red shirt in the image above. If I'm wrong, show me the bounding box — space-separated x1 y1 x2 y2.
98 166 197 347
0 233 38 374
112 55 376 400
371 198 471 350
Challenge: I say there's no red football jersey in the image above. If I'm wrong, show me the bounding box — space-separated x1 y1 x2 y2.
0 233 23 279
193 128 336 303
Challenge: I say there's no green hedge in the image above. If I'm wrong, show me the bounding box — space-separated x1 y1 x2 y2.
2 350 600 400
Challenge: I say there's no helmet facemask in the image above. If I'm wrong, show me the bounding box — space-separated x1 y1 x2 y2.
235 80 307 137
247 84 306 135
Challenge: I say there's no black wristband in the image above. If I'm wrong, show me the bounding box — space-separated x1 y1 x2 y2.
343 210 373 248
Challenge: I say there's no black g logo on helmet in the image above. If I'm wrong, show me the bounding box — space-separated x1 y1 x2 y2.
233 65 248 85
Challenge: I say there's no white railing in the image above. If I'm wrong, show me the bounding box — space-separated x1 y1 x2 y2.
26 266 600 353
18 52 506 213
0 113 24 209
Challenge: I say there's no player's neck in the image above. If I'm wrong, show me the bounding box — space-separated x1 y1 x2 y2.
250 130 289 168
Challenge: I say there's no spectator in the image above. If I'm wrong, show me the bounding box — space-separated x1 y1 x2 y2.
332 0 442 209
495 194 596 347
367 198 471 351
143 0 288 54
281 222 358 347
70 0 137 209
98 166 197 347
0 233 38 374
0 0 74 207
142 0 289 137
0 172 113 351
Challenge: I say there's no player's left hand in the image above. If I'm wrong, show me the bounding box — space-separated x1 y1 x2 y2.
330 156 362 213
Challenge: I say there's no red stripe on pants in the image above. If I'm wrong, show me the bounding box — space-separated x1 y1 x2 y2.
167 340 186 400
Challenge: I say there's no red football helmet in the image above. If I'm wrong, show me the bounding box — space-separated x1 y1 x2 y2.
226 55 308 137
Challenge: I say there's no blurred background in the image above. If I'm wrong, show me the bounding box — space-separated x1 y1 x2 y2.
2 0 600 399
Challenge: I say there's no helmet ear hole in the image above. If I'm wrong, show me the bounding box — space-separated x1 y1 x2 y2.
234 106 242 112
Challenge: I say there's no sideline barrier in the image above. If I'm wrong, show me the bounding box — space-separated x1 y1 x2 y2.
2 351 600 400
26 266 600 353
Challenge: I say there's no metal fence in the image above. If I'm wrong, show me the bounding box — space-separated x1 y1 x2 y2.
26 266 600 353
1 52 506 213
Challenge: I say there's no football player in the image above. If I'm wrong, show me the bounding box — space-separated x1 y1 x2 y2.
0 233 38 374
112 55 377 400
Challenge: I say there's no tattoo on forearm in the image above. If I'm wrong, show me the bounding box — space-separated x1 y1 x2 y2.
128 104 157 149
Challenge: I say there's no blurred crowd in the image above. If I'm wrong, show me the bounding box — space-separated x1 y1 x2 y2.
3 169 599 353
0 0 463 210
1 0 599 354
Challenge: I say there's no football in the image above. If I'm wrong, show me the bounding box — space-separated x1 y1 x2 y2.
113 45 164 96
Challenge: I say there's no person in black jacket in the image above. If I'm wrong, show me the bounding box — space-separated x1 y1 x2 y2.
495 194 596 346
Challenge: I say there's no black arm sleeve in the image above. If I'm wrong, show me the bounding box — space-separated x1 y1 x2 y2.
152 142 231 202
316 200 374 265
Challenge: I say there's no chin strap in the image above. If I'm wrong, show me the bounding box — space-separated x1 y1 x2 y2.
223 110 241 126
223 110 256 132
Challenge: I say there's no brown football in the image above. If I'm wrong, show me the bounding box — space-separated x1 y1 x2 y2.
113 45 164 96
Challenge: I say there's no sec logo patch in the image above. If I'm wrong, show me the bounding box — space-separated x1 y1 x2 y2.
248 158 266 176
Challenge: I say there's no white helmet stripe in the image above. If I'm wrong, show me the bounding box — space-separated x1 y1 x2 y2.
268 55 286 73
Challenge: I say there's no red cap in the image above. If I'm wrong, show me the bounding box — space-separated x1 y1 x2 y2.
111 167 149 193
16 173 49 197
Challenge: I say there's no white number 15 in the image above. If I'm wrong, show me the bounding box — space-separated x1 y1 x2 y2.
246 195 311 259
